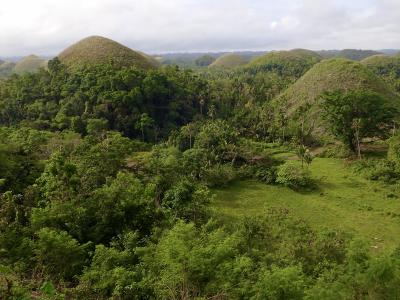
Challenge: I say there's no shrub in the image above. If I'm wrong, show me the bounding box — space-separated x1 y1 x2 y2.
388 135 400 170
353 159 399 184
253 266 306 299
253 166 277 184
203 164 236 187
34 228 90 280
276 162 313 190
319 143 352 158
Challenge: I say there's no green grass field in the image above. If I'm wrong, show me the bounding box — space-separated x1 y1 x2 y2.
212 157 400 253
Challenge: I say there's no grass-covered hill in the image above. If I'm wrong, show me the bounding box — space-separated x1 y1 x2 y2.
0 61 16 77
361 55 400 95
57 36 157 70
12 55 47 74
274 58 398 135
209 53 247 69
362 54 400 70
246 49 322 78
318 49 383 61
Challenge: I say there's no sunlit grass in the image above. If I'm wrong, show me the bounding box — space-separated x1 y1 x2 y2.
212 158 400 253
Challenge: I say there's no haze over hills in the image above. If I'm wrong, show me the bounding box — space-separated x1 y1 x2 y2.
317 49 383 61
12 55 48 74
57 36 157 70
209 54 247 69
0 61 16 77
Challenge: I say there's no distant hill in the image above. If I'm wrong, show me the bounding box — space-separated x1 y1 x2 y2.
13 55 48 74
274 58 398 136
362 54 400 72
379 49 400 56
0 61 16 77
247 49 322 78
158 51 265 68
209 53 247 69
57 36 157 70
362 55 400 95
317 49 382 61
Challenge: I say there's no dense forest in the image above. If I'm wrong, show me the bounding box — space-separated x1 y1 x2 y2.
2 36 400 299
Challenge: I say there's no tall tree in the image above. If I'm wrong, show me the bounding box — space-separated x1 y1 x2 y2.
320 90 396 156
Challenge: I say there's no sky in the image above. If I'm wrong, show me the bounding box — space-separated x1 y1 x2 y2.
0 0 399 56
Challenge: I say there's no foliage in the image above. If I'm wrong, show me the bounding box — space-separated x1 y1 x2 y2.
320 90 396 152
353 158 400 184
276 162 313 190
247 49 321 79
195 55 216 67
34 228 89 280
275 58 399 140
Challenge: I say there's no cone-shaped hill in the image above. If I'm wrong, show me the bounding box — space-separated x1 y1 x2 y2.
362 55 400 76
57 36 157 70
274 58 399 136
209 53 247 69
246 49 322 78
362 55 400 95
13 55 48 74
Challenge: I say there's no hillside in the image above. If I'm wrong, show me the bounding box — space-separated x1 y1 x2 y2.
209 53 247 69
275 58 398 135
13 55 47 74
0 61 15 77
246 49 322 78
362 55 400 76
362 55 400 96
58 36 156 70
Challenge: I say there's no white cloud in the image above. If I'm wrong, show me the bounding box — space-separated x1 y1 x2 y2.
0 0 398 56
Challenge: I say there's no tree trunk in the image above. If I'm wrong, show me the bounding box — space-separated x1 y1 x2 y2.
355 128 361 159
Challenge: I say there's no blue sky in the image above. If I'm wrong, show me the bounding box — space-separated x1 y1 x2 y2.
0 0 398 56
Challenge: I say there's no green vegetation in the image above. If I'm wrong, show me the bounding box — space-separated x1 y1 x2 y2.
213 158 400 253
274 58 398 139
1 43 400 298
362 54 400 95
0 61 15 77
209 53 247 69
247 49 322 79
12 55 47 74
58 36 157 70
321 90 396 155
195 54 216 67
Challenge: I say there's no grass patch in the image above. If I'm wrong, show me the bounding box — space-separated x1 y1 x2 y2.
212 157 400 253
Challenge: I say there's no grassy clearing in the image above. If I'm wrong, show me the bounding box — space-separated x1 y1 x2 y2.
212 157 400 253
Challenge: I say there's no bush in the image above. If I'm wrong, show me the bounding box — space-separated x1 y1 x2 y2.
388 135 400 170
253 166 277 184
353 159 399 184
203 164 236 187
319 143 352 158
276 162 313 190
34 228 90 280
